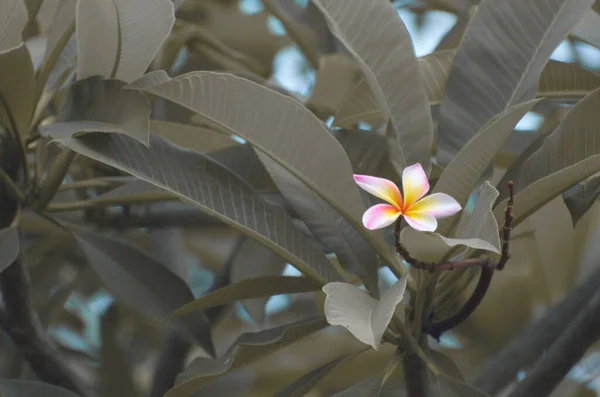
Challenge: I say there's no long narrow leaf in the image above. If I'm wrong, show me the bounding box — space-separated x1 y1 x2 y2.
165 276 322 320
0 0 27 52
166 317 328 397
436 0 593 165
42 132 341 284
433 99 540 235
273 355 349 397
76 0 174 82
72 228 216 356
313 0 433 172
256 151 380 296
127 71 399 272
499 87 600 226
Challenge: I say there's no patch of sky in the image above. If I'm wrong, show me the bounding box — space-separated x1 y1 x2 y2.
231 135 247 144
429 333 463 349
294 0 308 7
550 40 576 63
358 121 372 131
514 112 544 132
239 0 263 15
188 265 215 298
325 116 335 128
568 352 600 385
265 294 291 315
282 263 302 277
395 9 457 57
267 16 287 36
235 301 254 324
272 46 315 99
465 189 478 214
438 334 463 349
48 326 96 356
87 290 114 316
172 48 188 74
574 41 600 71
378 266 398 293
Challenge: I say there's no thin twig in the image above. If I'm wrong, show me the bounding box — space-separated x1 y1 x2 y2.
34 149 76 210
0 133 87 394
147 331 191 397
395 181 516 338
507 286 600 397
496 181 514 270
58 178 128 191
473 264 600 394
0 168 24 202
395 221 488 272
0 258 89 395
423 264 494 340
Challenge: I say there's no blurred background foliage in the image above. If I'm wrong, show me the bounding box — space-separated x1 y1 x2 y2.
9 0 600 396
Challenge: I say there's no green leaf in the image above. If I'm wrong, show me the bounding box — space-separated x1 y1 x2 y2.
313 0 433 172
401 182 501 262
149 120 236 154
0 0 27 52
127 71 399 271
41 0 75 70
130 71 365 221
500 86 600 227
273 355 349 397
419 49 455 106
262 0 319 69
333 129 401 186
331 356 401 397
332 78 384 129
209 144 276 192
150 123 276 194
563 173 600 226
166 317 328 397
256 151 380 296
76 0 175 82
0 227 19 273
420 50 600 106
436 0 593 165
537 60 600 101
433 99 541 235
100 305 140 397
427 349 465 382
322 277 407 350
331 377 381 396
230 239 286 324
571 9 600 48
40 77 151 145
495 132 548 203
0 43 34 137
437 373 492 397
165 276 322 321
0 379 83 397
71 227 216 357
305 53 362 118
42 132 340 284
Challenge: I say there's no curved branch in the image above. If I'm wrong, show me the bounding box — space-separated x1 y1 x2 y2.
473 264 600 394
507 285 600 397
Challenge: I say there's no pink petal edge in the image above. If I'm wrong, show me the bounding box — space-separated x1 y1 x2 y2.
353 174 402 209
362 204 401 230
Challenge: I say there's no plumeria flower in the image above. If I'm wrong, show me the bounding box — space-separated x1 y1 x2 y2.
353 163 461 232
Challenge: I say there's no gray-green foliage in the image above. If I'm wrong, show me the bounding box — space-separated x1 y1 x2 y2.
0 0 598 396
